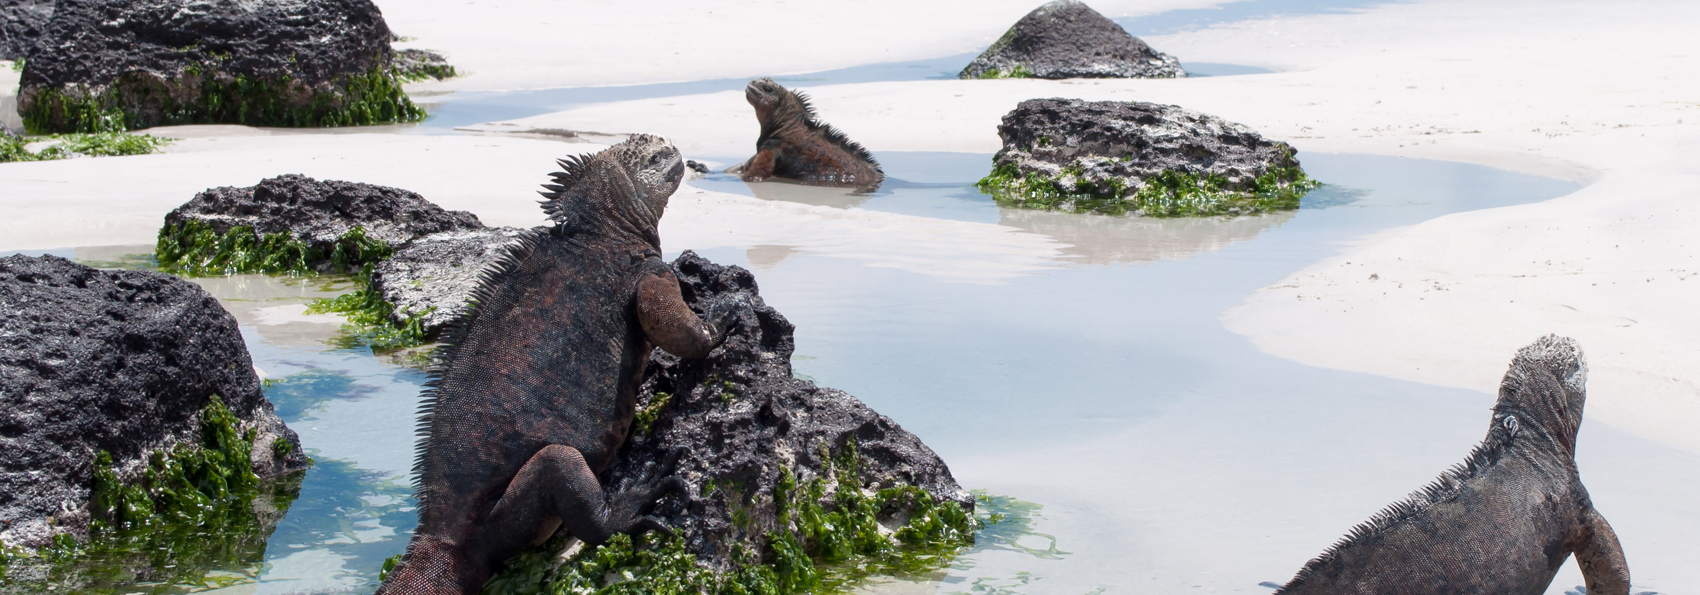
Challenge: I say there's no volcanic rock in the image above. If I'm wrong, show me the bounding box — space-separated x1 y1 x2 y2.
392 48 456 81
603 251 971 570
983 98 1313 215
17 0 420 132
959 0 1183 80
163 174 485 271
370 226 528 335
0 255 307 549
0 0 51 61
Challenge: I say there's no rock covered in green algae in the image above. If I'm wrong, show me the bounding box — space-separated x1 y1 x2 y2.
158 173 486 277
16 0 423 133
978 98 1319 217
960 0 1183 80
0 255 308 551
481 252 975 594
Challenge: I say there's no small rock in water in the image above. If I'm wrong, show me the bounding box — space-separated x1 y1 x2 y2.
0 255 307 549
959 0 1184 80
980 98 1316 217
161 174 485 273
685 159 711 174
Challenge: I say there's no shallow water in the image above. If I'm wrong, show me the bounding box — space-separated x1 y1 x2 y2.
1114 0 1402 37
38 150 1696 594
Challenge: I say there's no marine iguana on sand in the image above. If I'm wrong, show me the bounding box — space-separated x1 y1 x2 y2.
728 77 884 192
375 135 752 595
1277 335 1630 595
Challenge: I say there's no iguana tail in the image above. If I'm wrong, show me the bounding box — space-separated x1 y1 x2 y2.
374 536 488 595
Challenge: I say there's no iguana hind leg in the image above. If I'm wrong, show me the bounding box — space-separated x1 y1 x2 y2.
479 444 683 560
1571 507 1631 595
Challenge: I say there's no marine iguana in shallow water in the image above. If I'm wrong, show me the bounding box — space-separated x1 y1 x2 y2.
1277 335 1630 595
374 135 752 595
728 77 884 192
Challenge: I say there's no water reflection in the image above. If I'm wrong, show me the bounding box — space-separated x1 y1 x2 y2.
998 208 1296 266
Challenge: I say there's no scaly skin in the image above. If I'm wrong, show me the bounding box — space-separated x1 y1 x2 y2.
729 77 884 191
375 135 752 595
1278 335 1630 595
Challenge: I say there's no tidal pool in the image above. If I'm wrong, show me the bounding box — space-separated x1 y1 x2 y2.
36 150 1694 595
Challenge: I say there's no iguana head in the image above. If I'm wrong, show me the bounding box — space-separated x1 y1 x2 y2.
1495 334 1588 454
745 78 786 124
539 134 684 248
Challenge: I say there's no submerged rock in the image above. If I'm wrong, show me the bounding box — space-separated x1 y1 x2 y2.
602 251 972 571
392 48 457 82
0 255 307 549
978 98 1318 217
370 226 527 336
16 0 421 133
158 174 485 276
960 0 1183 80
0 0 51 61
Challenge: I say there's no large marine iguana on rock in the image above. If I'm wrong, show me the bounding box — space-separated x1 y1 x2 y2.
374 135 752 595
728 77 884 192
1277 335 1630 595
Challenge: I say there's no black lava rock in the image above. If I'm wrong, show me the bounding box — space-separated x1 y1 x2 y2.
960 0 1183 79
604 252 971 570
371 226 528 336
17 0 419 132
993 98 1304 196
0 255 306 549
166 174 485 253
0 0 51 60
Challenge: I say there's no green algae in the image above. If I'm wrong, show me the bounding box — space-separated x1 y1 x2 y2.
395 62 458 83
975 64 1035 79
307 262 432 351
0 396 303 594
22 65 423 134
632 392 674 435
156 220 391 277
479 442 976 595
0 131 173 162
975 157 1321 217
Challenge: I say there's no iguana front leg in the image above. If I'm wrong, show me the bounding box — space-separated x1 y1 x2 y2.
637 270 750 358
1571 507 1631 595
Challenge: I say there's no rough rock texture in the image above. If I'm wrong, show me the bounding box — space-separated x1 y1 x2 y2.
166 174 485 254
370 226 527 335
606 251 971 570
17 0 419 132
0 0 50 60
993 98 1305 197
960 0 1183 80
0 255 307 549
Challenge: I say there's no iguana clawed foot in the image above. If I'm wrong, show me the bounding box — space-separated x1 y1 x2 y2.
601 447 689 539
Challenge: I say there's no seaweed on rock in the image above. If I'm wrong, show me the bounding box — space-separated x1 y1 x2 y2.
0 397 304 593
0 131 172 162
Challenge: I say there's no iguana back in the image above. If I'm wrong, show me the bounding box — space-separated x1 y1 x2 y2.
378 135 750 595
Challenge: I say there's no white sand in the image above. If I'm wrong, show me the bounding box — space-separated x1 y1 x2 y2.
463 0 1700 456
377 0 1222 92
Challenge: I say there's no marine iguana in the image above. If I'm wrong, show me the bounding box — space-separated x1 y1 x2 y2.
374 135 752 595
728 77 884 192
1277 335 1630 595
